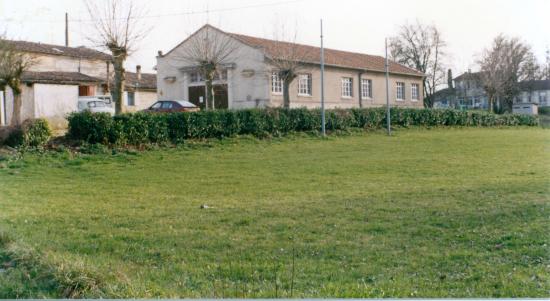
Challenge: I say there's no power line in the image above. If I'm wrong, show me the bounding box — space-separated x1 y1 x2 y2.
0 0 306 24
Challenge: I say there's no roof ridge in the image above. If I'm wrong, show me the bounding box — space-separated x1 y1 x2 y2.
2 39 103 53
229 32 385 60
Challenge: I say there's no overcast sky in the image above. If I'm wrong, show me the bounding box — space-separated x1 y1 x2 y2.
1 0 548 76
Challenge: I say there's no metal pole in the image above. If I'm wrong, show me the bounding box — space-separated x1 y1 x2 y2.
65 13 69 47
385 38 391 136
320 19 326 137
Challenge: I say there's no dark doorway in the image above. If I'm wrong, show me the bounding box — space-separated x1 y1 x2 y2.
188 84 228 110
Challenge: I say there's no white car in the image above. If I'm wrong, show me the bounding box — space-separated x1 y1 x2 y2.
77 99 115 116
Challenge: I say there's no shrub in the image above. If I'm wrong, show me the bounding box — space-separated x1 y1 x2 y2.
66 108 538 146
67 111 113 144
538 106 550 115
5 118 52 148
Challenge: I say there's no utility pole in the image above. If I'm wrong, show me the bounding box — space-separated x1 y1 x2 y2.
385 38 391 136
65 12 69 47
320 19 326 137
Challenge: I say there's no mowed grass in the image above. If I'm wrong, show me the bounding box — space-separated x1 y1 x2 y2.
0 128 549 298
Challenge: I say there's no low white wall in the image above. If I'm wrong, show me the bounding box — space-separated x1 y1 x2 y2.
34 84 78 128
123 90 158 112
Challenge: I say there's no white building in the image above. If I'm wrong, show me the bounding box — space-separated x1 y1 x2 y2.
156 25 425 110
514 80 550 107
0 40 158 127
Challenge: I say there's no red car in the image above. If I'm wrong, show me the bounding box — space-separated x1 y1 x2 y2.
143 100 199 113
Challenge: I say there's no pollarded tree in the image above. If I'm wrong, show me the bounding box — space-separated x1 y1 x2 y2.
268 27 312 108
175 25 238 110
389 21 447 108
84 0 150 114
0 38 34 126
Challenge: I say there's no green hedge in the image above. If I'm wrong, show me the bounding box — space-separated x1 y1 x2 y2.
67 108 538 146
539 107 550 115
5 118 52 148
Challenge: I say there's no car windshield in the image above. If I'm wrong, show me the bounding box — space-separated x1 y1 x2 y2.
151 102 162 109
88 101 106 108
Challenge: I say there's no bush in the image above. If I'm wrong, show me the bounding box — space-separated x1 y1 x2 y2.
67 111 113 144
66 108 539 146
538 107 550 115
5 118 52 148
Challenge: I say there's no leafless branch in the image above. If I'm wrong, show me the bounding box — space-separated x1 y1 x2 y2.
389 20 447 108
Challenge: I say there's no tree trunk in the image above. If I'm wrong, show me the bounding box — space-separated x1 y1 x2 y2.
205 78 214 110
283 79 291 109
112 57 125 115
11 91 22 126
422 79 432 108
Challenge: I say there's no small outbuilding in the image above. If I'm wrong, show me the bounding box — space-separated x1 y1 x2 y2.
512 102 538 115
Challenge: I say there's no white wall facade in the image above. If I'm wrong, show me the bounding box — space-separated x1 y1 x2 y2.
29 54 110 79
124 90 158 112
516 89 550 107
156 27 270 109
34 84 79 118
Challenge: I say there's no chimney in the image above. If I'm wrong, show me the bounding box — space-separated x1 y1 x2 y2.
157 50 163 57
447 69 453 89
136 65 142 81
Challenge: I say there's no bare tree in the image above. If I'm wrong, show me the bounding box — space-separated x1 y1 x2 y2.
175 26 238 110
479 35 537 112
0 38 34 126
389 21 446 108
84 0 150 114
544 48 550 80
268 27 312 108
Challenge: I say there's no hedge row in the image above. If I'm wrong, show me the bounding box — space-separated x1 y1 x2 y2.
67 108 538 145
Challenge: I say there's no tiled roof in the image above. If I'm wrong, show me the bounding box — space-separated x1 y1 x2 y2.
433 87 456 99
2 39 112 61
228 30 424 77
454 71 483 81
163 25 424 77
21 71 103 85
518 80 550 91
125 72 157 90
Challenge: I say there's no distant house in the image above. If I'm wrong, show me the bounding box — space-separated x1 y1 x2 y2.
156 24 425 110
433 70 488 110
513 80 550 107
434 70 550 110
0 40 157 127
121 66 158 112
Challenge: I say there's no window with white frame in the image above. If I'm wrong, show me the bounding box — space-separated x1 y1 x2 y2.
271 72 283 94
411 83 419 101
539 92 547 104
361 78 372 99
214 69 228 81
189 71 204 83
396 82 405 101
298 74 312 96
342 77 353 98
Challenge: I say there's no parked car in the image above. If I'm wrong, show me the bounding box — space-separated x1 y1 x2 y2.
79 95 113 107
77 98 115 116
143 100 199 113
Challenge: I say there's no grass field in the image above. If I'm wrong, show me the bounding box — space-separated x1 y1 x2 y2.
0 128 549 298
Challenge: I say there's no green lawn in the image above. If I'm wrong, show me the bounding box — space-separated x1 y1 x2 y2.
0 128 549 298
